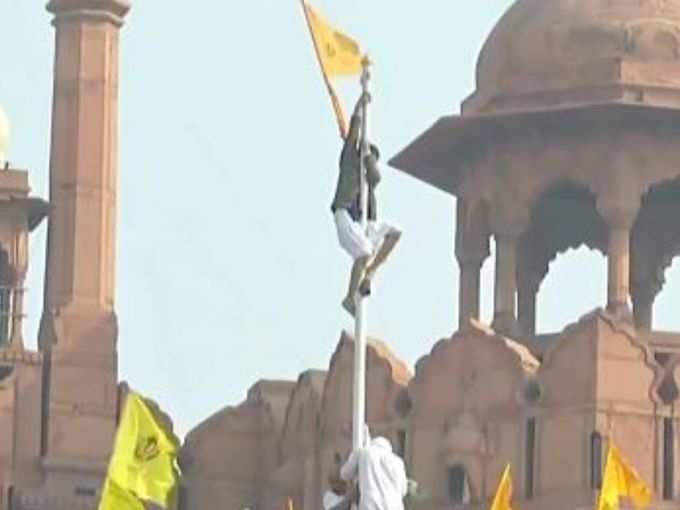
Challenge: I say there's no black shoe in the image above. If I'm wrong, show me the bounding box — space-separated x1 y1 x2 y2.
359 277 371 297
342 296 356 317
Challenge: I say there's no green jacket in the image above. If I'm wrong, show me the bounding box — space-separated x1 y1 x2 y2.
330 111 380 221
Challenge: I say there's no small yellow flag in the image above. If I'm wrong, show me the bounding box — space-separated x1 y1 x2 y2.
597 443 652 510
489 464 513 510
302 2 363 77
98 392 180 510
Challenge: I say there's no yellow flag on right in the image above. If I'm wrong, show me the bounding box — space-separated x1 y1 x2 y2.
597 443 652 510
302 2 364 77
490 464 513 510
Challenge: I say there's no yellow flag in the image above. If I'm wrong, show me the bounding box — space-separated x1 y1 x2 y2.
98 392 180 510
301 1 365 138
98 479 145 510
489 464 513 510
302 2 363 77
597 443 652 510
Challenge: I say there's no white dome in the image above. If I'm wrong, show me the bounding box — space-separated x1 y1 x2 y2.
0 107 8 167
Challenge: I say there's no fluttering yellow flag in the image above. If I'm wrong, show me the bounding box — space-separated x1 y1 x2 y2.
302 2 363 77
597 443 652 510
489 464 513 510
98 392 181 510
300 1 365 138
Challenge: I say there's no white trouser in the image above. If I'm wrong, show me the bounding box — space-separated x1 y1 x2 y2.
334 209 400 260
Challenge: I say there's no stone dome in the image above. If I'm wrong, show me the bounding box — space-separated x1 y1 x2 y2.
0 106 8 166
463 0 680 114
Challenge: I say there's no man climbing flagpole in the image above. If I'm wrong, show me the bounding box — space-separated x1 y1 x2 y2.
300 1 401 452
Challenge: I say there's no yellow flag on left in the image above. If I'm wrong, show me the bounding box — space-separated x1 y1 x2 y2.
302 2 363 77
98 392 180 510
489 464 513 510
597 443 652 510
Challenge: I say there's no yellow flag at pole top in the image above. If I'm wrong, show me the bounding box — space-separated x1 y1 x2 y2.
489 464 513 510
303 2 364 77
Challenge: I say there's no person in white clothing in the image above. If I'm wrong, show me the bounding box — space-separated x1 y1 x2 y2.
323 460 358 510
340 436 408 510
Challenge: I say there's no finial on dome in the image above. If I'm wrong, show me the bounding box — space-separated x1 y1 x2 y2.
0 107 9 168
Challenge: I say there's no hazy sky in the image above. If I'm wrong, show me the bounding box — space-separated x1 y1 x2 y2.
2 1 680 437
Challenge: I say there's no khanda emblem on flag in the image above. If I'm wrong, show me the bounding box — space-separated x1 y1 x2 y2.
134 435 160 462
98 393 180 510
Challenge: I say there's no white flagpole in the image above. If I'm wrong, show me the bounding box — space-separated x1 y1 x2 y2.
352 58 371 452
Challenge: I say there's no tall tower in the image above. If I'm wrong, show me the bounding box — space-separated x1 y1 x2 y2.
391 1 680 508
39 0 130 481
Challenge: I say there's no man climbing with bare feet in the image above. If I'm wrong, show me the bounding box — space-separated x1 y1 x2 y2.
331 91 401 317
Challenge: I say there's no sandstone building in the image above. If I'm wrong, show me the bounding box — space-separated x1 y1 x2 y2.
181 1 680 509
5 1 680 510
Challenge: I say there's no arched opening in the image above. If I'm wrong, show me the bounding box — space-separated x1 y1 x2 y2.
632 177 680 331
0 247 14 347
447 464 471 504
524 417 536 499
655 257 680 330
480 238 496 325
520 182 607 336
590 431 603 489
663 418 675 500
536 248 607 333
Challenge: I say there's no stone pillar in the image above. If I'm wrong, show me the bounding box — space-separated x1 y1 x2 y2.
517 286 535 336
517 251 546 338
457 254 485 330
493 232 521 336
608 227 631 314
9 228 29 350
598 197 639 321
630 238 665 332
633 295 653 331
8 273 26 349
40 0 130 476
518 276 541 337
489 200 528 338
455 198 489 330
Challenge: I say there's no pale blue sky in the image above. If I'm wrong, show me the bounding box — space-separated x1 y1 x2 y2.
2 1 680 437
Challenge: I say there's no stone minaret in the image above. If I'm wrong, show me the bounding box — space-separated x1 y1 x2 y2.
40 0 130 479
